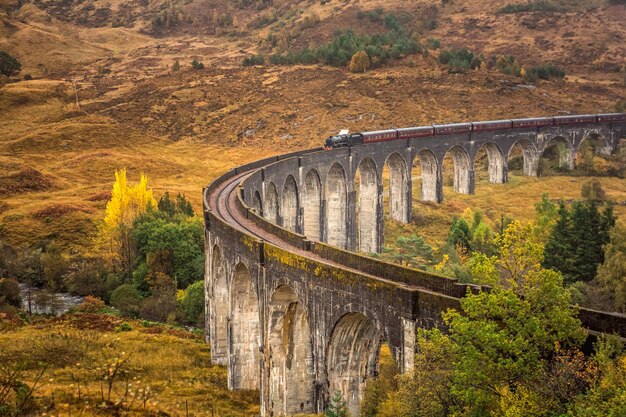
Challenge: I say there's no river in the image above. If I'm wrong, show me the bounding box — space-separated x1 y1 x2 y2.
18 284 84 315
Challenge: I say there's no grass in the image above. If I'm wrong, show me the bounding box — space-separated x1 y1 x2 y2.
0 314 261 416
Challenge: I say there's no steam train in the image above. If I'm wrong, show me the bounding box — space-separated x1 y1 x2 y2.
323 113 626 149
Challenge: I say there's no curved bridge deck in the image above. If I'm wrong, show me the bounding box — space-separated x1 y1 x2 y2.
204 115 626 416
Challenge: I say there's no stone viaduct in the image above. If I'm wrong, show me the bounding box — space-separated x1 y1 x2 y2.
203 115 626 416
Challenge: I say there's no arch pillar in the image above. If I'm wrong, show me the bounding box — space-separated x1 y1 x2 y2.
376 183 384 253
523 149 541 176
405 175 413 222
347 187 357 252
467 169 475 195
401 317 417 374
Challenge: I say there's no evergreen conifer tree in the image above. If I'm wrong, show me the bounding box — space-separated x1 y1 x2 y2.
543 202 574 283
325 391 348 417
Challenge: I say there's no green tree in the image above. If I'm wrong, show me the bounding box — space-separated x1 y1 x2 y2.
389 235 433 268
377 329 456 417
568 337 626 416
110 284 143 317
40 242 67 291
594 222 626 313
325 391 348 417
447 217 472 253
543 202 575 282
177 280 205 326
0 51 21 76
132 210 204 289
444 267 584 415
534 192 558 242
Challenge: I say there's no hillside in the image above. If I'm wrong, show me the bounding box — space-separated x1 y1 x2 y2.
0 0 624 251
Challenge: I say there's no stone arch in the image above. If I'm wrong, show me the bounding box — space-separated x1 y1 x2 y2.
474 143 506 184
265 182 279 224
267 285 315 416
442 146 472 194
507 139 539 176
230 262 261 390
212 245 228 365
281 175 299 232
355 157 379 253
542 136 575 173
303 169 322 241
252 190 263 216
412 149 438 202
325 163 348 249
326 312 384 417
383 153 409 223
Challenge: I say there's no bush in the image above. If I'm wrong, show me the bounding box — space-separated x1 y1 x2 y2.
242 54 265 66
115 322 133 332
581 180 606 202
491 55 522 76
348 50 370 73
438 48 482 70
75 296 105 313
616 98 626 113
524 62 565 81
63 257 114 301
110 284 143 317
171 60 180 72
426 38 441 49
191 58 204 70
0 51 21 77
0 278 21 308
357 7 384 23
497 1 562 14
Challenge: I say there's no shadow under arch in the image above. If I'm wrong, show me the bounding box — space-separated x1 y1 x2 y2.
281 175 299 232
252 190 263 216
326 312 390 417
325 163 348 249
267 285 315 416
355 157 379 253
303 168 322 241
230 262 261 390
383 152 409 223
541 136 575 175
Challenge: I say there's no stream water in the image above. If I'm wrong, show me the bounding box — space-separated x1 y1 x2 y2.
18 284 84 315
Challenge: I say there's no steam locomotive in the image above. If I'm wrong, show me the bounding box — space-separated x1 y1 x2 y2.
323 113 626 149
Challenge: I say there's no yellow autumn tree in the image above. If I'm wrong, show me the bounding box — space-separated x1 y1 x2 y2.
97 169 156 278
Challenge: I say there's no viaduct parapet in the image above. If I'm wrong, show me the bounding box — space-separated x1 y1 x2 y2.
203 115 626 416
